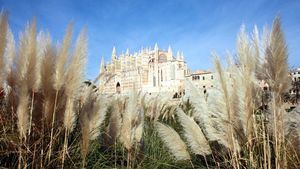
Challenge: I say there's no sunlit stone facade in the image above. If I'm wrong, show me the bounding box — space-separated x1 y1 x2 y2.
99 44 188 95
186 70 216 93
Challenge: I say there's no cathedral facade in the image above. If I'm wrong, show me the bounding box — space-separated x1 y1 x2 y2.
99 44 188 95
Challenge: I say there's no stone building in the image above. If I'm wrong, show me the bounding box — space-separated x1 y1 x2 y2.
186 70 215 94
99 44 188 95
289 68 300 100
291 68 300 82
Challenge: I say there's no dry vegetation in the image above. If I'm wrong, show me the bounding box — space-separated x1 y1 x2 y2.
0 12 299 168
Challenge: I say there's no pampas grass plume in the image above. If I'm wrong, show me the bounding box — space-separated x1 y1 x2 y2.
155 122 190 161
65 29 87 97
0 12 8 87
53 24 73 91
64 29 87 131
177 108 211 156
17 86 29 139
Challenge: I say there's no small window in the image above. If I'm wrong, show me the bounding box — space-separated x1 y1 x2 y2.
203 76 205 80
173 92 178 99
116 82 121 94
211 85 213 87
203 86 206 88
211 75 213 80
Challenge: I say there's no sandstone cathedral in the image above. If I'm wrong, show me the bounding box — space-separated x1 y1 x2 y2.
99 44 189 96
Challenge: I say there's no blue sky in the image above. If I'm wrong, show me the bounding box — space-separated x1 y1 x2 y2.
0 0 299 79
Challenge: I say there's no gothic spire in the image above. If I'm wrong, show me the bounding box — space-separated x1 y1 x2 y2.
100 56 105 74
126 48 130 56
168 45 172 56
176 51 181 60
154 43 159 51
112 46 117 60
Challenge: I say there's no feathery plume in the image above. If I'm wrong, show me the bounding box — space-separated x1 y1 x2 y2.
5 28 15 76
25 19 40 91
108 99 122 142
184 79 222 142
64 98 76 131
213 55 240 152
235 26 262 142
89 95 108 140
80 107 90 163
134 107 144 143
40 35 56 123
65 29 87 98
53 24 73 91
32 31 48 89
15 22 33 87
80 86 107 163
119 90 139 150
4 28 16 92
155 122 190 161
17 86 29 139
177 108 211 156
252 25 263 77
265 17 290 101
0 12 8 87
64 29 87 131
40 34 55 92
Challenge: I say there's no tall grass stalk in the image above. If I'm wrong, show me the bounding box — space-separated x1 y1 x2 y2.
48 24 73 162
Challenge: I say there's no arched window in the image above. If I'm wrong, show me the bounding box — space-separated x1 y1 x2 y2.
153 76 156 87
173 92 178 99
116 82 121 94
